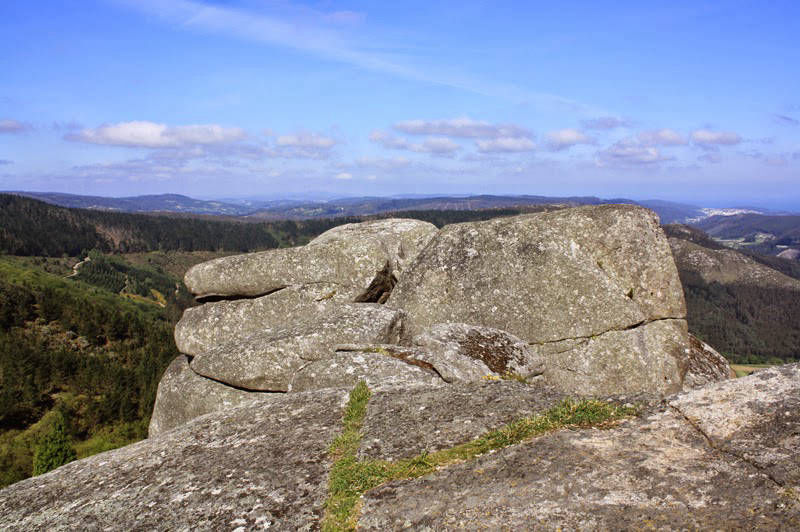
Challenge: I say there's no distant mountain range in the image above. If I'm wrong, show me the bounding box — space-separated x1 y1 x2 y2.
6 190 798 229
1 191 718 223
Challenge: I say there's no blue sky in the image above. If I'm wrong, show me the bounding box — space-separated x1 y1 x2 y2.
1 0 799 208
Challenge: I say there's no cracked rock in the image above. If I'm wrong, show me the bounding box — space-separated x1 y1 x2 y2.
184 218 438 300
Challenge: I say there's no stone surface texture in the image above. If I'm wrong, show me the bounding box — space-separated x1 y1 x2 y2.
290 350 445 393
683 332 736 389
412 323 545 383
359 364 800 530
389 205 686 341
0 390 347 531
358 380 566 461
148 355 263 437
530 318 689 396
183 218 437 299
174 285 338 356
3 365 799 530
189 304 407 391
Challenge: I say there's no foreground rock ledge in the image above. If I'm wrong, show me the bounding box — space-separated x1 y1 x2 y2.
2 365 798 530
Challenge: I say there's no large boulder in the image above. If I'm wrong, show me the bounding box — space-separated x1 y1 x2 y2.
189 304 408 391
148 355 262 437
3 365 799 530
183 218 438 300
387 204 689 395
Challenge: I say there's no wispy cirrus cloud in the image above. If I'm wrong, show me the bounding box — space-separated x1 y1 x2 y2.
393 117 531 139
774 114 799 126
66 121 246 148
110 0 589 108
0 119 33 134
581 116 631 130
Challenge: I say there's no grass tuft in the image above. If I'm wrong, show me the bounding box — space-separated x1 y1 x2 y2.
323 388 636 531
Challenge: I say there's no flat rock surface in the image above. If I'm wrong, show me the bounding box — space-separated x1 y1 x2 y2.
174 286 338 356
290 350 445 393
359 364 800 530
184 218 437 299
148 355 264 437
388 205 686 343
0 389 347 531
358 380 566 461
189 304 406 391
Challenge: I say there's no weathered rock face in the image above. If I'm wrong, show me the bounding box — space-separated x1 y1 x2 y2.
3 365 798 530
683 333 736 389
174 286 337 356
530 319 688 396
388 205 688 395
389 205 685 340
289 350 445 393
183 218 438 300
412 323 545 383
359 364 800 530
189 304 408 391
148 355 262 437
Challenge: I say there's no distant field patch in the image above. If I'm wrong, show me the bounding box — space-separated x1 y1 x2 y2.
730 363 774 378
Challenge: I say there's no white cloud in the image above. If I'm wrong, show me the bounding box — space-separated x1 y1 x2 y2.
369 130 460 155
0 119 32 134
276 131 336 149
691 129 742 147
546 129 595 151
637 128 687 146
334 172 353 180
393 117 531 139
476 137 536 153
66 121 246 148
581 116 630 130
596 141 672 165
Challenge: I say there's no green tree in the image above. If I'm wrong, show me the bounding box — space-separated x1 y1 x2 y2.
32 411 76 475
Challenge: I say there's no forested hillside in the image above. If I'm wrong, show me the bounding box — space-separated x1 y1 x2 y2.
666 224 800 364
0 257 181 487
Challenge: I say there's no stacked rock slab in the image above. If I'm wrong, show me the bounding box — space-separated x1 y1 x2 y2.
387 204 691 396
151 219 442 436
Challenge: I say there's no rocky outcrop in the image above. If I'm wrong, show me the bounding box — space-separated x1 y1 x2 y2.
388 204 688 395
183 218 437 300
3 365 798 530
152 206 705 434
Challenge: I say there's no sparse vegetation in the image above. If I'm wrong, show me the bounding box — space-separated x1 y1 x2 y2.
322 381 636 531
